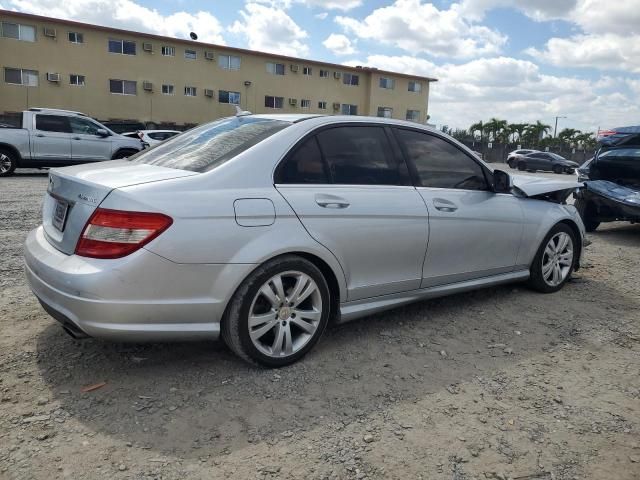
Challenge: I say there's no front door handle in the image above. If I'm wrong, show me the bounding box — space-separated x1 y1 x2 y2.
315 194 350 209
73 137 82 140
35 133 45 137
433 198 458 212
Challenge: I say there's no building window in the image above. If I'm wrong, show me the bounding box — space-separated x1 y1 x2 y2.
379 77 395 89
109 79 136 95
218 55 241 70
161 46 175 56
184 86 197 96
318 101 327 110
4 67 38 86
265 96 284 109
343 73 359 86
341 104 358 115
218 90 241 104
319 69 329 78
68 32 83 44
406 110 421 122
108 39 136 55
408 81 422 93
69 74 85 86
300 99 311 109
1 22 36 42
377 107 393 118
266 62 285 75
303 66 312 76
184 49 197 60
162 84 174 95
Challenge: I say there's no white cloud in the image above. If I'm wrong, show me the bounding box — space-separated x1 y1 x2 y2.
460 0 577 22
335 0 506 58
322 33 356 55
314 12 328 20
5 0 226 43
254 0 361 11
526 34 640 73
228 2 309 56
344 54 640 131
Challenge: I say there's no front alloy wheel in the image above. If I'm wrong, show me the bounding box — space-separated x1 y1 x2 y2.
528 223 577 293
541 232 573 287
222 255 330 367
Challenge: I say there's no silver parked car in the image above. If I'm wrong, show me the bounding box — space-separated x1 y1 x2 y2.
25 114 586 367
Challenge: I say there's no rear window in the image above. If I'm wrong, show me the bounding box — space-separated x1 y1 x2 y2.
127 117 290 172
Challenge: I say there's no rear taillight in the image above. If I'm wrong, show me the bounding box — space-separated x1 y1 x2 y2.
75 208 173 259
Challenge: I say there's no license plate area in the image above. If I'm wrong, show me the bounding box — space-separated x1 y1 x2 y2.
52 199 69 232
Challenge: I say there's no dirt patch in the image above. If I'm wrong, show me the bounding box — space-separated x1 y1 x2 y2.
1 171 639 479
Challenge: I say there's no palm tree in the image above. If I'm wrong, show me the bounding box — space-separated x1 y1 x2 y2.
524 121 552 147
469 121 484 142
484 118 508 142
558 128 580 150
509 123 529 144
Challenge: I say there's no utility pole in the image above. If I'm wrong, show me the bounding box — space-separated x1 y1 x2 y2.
554 116 567 138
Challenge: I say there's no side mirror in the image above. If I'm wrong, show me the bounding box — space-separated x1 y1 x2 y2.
96 128 110 138
493 169 512 194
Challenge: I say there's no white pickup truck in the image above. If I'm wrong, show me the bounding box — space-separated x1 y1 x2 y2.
0 108 144 176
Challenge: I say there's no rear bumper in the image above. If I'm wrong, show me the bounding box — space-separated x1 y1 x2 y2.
24 226 255 342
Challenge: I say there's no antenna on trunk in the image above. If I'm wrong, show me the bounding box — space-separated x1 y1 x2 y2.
235 105 252 117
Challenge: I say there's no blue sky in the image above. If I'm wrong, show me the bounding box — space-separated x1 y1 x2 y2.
2 0 638 132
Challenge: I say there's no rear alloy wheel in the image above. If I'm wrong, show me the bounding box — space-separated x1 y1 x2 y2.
517 161 527 171
507 159 515 168
528 224 576 293
553 165 563 174
0 150 17 177
222 255 330 367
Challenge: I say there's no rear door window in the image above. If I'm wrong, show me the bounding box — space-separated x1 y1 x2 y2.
315 126 409 185
35 115 72 133
127 117 290 172
277 136 329 184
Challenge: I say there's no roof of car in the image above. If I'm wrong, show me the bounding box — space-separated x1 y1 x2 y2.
245 114 436 130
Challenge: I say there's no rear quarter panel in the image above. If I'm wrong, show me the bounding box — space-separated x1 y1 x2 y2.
100 177 348 302
0 128 32 160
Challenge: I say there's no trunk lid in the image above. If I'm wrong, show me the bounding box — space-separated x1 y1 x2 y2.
43 161 197 254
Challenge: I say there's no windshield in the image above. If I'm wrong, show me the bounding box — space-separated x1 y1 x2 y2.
127 117 290 172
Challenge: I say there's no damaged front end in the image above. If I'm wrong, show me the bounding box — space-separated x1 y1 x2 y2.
509 174 582 203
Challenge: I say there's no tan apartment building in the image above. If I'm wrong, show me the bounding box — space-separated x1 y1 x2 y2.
0 10 436 129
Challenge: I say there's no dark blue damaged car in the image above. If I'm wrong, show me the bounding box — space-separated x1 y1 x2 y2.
575 126 640 231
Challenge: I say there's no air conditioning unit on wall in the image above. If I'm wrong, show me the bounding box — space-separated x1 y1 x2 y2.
333 71 341 79
204 89 214 97
46 72 60 82
290 64 299 73
332 102 340 110
289 98 298 106
43 27 56 38
142 81 153 91
204 51 214 60
142 42 153 52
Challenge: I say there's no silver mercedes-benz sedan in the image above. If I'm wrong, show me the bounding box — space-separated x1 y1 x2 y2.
24 113 586 367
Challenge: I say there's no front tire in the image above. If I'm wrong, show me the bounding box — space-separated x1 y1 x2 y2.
221 255 331 367
528 223 577 293
553 165 563 174
0 149 17 177
112 149 138 159
517 161 527 171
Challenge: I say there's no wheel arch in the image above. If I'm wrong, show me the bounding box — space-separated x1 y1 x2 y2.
220 250 346 329
558 218 582 271
111 148 139 160
0 143 23 165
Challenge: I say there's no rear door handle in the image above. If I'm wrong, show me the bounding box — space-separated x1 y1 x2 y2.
433 198 458 212
315 194 350 209
35 133 45 137
73 137 82 140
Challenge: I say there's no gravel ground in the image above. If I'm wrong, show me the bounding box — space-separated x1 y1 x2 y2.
1 169 639 480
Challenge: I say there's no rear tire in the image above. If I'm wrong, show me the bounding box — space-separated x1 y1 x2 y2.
0 149 17 177
528 223 577 293
575 198 600 232
507 159 515 168
553 165 563 174
221 255 331 367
